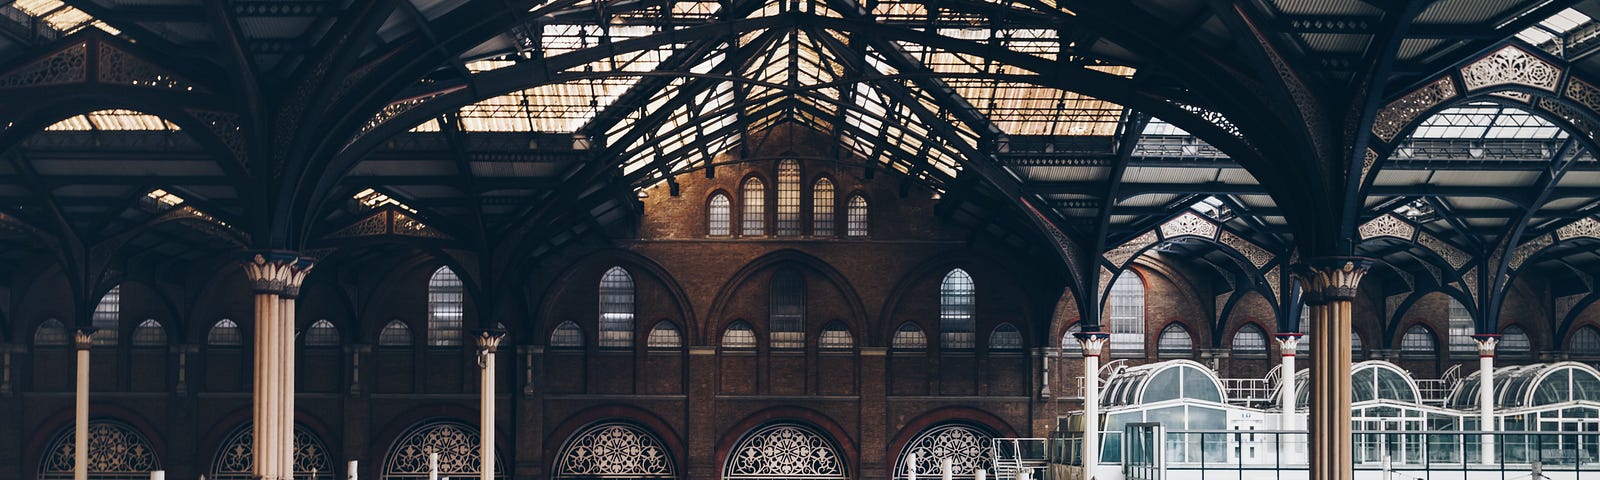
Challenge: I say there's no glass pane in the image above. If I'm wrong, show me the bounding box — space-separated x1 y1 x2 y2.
846 195 868 237
893 323 927 350
812 178 834 235
709 194 731 236
598 267 636 348
92 286 121 346
776 160 800 236
1182 366 1223 403
770 268 805 349
940 269 975 349
1143 369 1182 403
305 320 339 347
131 319 166 347
209 319 243 346
1108 272 1145 354
428 267 464 347
550 321 584 348
722 321 756 348
379 320 413 347
33 319 69 346
742 178 765 235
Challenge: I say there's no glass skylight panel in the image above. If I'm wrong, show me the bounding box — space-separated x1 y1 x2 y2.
353 188 417 213
12 0 119 35
458 78 634 132
1143 118 1191 136
1411 104 1565 140
144 189 185 209
44 110 179 131
1516 8 1592 45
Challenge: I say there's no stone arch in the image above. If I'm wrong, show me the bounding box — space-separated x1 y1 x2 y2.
704 249 868 346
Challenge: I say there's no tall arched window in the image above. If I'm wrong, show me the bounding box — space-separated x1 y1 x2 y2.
92 285 121 346
893 323 927 351
428 266 464 347
379 320 414 347
1233 324 1267 358
1401 325 1437 357
1448 298 1475 357
1574 326 1600 356
776 160 801 236
812 178 835 235
131 320 166 347
770 268 805 349
988 323 1023 352
305 319 340 347
845 194 868 237
647 322 683 349
1157 323 1193 357
940 268 976 350
742 177 765 236
722 321 756 349
34 319 69 347
598 267 636 348
209 319 243 346
1500 325 1531 358
550 321 584 348
1107 271 1145 355
709 193 732 236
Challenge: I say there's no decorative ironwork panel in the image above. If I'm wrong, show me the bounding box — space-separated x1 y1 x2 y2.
893 423 995 479
1097 266 1114 302
1491 91 1534 103
1358 148 1378 188
1538 98 1600 140
383 421 506 479
1372 76 1458 142
1104 231 1157 268
1358 214 1415 241
1461 267 1480 304
555 422 676 479
211 423 334 480
186 109 247 164
0 42 88 89
1265 266 1281 302
1460 45 1561 93
1557 216 1600 241
724 424 847 479
1158 212 1218 240
1219 231 1273 268
1566 77 1600 114
1508 234 1554 271
38 420 160 479
358 87 464 137
96 43 201 92
1416 232 1469 270
393 212 450 239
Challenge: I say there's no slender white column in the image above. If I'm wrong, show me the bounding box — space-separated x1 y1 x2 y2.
476 330 506 480
1075 332 1109 477
74 328 95 480
1476 335 1498 464
1275 334 1302 430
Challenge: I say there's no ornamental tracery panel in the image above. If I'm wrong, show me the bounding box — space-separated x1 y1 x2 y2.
554 421 676 479
383 421 507 479
723 423 848 480
893 423 996 480
38 420 160 480
211 423 334 480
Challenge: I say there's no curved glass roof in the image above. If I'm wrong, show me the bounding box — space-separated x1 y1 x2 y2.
1295 361 1420 409
1445 362 1600 410
1102 360 1226 407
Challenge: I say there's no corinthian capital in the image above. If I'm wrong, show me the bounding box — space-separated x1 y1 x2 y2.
243 253 316 297
1291 257 1373 305
73 327 98 350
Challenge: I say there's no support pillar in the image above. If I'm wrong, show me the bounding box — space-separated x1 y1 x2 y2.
1275 334 1302 430
476 330 505 480
1293 258 1370 480
74 327 96 480
245 254 313 480
1475 334 1499 464
1075 331 1109 477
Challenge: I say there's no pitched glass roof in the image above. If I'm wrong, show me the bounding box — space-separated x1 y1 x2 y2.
1410 103 1567 140
1515 8 1592 46
7 0 119 37
45 110 180 131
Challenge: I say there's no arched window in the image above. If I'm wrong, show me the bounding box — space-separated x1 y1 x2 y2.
989 323 1023 352
1401 325 1437 357
550 321 584 348
1352 331 1365 356
777 160 801 235
131 320 166 347
1107 271 1145 355
940 269 976 350
305 319 340 347
892 322 927 351
37 419 160 479
210 423 334 480
554 422 676 479
845 194 868 237
382 421 506 480
1500 326 1531 357
723 423 846 480
813 178 835 235
599 266 636 348
894 423 996 480
647 322 683 349
1061 323 1083 357
34 319 69 347
1233 324 1267 357
428 266 464 347
709 193 732 236
1157 323 1193 357
1574 326 1600 356
208 319 243 346
722 321 756 349
742 177 765 236
1448 298 1476 356
92 285 121 346
820 322 854 350
770 268 805 349
379 320 414 347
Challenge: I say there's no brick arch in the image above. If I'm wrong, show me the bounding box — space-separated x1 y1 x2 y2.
715 406 859 480
25 405 171 480
1388 289 1469 349
532 248 696 345
877 248 1040 347
703 249 869 345
543 404 688 478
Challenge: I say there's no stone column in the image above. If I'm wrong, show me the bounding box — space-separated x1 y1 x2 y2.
1275 333 1302 429
244 254 313 480
1292 258 1370 480
475 330 505 480
74 327 96 480
1075 331 1109 477
1474 334 1498 464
